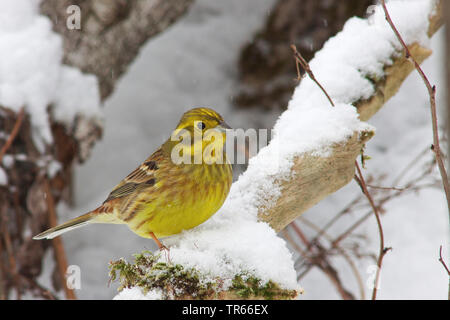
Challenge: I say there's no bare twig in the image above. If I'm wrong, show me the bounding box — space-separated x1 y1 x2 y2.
0 108 25 163
439 245 450 275
381 0 450 299
0 202 22 299
331 151 437 247
290 141 439 299
438 245 450 300
355 161 391 300
43 179 77 300
20 275 58 300
381 0 450 218
289 222 355 300
291 44 335 107
297 216 366 300
290 39 391 300
367 185 406 192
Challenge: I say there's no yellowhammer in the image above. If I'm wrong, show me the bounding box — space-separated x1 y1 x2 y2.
33 108 233 250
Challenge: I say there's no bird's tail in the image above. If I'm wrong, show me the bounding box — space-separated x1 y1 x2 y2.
33 211 97 240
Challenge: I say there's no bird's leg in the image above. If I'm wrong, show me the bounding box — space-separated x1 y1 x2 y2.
149 232 171 262
149 232 168 250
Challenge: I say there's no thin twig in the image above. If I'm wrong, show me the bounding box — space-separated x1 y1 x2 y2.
289 222 355 300
0 108 25 163
298 216 366 300
439 245 450 275
327 145 434 246
291 44 335 107
43 178 77 300
291 39 390 299
0 203 21 299
20 275 58 300
355 161 391 300
380 0 450 299
367 184 406 192
438 245 450 300
294 144 438 298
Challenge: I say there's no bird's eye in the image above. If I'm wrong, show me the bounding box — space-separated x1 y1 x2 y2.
197 121 206 130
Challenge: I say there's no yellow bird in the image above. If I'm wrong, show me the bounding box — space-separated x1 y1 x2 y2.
33 108 233 250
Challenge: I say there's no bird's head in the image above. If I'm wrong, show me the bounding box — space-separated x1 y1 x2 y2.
164 108 232 165
176 107 230 134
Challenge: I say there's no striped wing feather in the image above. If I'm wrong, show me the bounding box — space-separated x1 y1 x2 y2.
104 150 161 203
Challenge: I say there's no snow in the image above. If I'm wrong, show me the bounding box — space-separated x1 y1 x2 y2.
2 154 14 168
113 287 163 300
0 0 101 152
301 0 433 106
28 0 444 300
46 160 62 178
0 167 7 185
162 209 298 290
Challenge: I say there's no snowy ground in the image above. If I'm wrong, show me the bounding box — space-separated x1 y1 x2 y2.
36 0 448 299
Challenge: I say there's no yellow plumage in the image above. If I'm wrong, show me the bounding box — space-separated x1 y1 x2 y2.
33 108 233 249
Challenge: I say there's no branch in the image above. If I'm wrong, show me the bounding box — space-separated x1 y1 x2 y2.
380 0 450 221
258 0 443 232
0 108 24 163
291 44 335 107
438 245 450 300
380 0 449 299
291 37 390 300
43 179 76 300
40 0 194 100
439 246 450 276
354 161 391 300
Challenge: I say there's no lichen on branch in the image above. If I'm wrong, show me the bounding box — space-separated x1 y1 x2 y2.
109 251 298 300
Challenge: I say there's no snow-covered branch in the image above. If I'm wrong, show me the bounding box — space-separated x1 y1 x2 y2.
258 0 443 232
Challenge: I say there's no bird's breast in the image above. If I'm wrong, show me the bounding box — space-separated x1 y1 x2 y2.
127 162 232 238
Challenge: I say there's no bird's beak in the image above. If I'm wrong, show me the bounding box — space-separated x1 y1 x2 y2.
220 120 232 129
216 121 232 133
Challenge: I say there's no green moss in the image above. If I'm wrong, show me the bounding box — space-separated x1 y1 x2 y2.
230 274 298 300
360 129 375 142
109 251 216 299
360 68 386 86
109 251 298 300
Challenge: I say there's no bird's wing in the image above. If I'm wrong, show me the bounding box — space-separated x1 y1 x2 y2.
103 150 161 203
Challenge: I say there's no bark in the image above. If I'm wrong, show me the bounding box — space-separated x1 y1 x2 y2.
40 0 194 101
235 0 374 111
0 0 193 299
